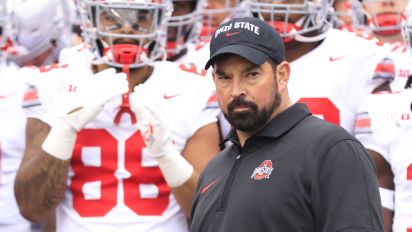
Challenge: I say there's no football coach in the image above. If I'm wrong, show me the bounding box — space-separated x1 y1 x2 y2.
189 17 384 232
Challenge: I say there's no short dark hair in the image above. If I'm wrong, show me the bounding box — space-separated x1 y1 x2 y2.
267 58 278 72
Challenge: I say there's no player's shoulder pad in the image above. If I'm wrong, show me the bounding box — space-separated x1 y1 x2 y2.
384 41 408 54
193 39 211 52
156 61 209 79
328 29 386 56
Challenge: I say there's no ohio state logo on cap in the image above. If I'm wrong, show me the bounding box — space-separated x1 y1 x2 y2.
204 17 285 70
250 160 274 180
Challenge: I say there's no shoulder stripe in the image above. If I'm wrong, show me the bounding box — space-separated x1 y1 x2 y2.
203 92 219 110
354 112 372 135
22 86 41 108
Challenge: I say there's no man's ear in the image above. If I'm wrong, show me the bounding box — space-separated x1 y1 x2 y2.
276 61 290 92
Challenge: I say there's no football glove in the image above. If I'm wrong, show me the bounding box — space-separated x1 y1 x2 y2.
42 68 129 160
131 84 193 187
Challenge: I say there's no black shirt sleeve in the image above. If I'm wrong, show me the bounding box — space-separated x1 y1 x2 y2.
311 139 384 232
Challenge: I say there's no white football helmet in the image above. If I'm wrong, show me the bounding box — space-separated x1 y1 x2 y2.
7 0 73 66
363 0 408 36
248 0 334 43
200 0 248 40
78 0 172 68
166 0 203 59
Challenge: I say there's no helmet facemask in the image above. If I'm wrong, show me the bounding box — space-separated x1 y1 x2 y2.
79 0 172 68
331 0 366 29
363 0 408 36
166 0 202 59
200 0 247 40
249 0 334 43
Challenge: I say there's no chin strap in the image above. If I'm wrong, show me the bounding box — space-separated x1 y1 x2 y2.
113 44 139 125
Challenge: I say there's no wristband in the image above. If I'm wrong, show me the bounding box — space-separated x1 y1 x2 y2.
379 187 394 210
156 149 194 188
42 121 77 160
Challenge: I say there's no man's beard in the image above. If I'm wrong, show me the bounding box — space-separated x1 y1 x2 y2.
223 90 281 132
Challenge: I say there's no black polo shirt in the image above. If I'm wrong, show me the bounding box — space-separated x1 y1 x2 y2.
190 103 383 232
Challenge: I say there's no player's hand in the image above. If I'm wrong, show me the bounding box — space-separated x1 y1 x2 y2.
61 68 129 131
41 68 129 160
131 84 174 158
131 84 194 188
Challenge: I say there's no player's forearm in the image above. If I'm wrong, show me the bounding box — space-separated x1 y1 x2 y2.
15 151 69 222
382 208 393 232
171 172 199 218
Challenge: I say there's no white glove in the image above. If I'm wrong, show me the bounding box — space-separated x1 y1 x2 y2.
132 85 174 158
42 68 129 160
131 84 193 187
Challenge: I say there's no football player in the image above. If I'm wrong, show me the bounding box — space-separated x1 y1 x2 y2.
166 0 202 61
354 79 412 232
14 0 221 231
6 0 74 67
246 0 395 134
354 3 412 231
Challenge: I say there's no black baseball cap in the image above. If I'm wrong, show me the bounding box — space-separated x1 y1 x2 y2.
204 17 285 70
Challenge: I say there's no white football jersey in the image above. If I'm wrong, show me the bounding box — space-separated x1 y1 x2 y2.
0 62 31 231
174 41 234 140
384 42 412 92
24 53 219 232
176 41 211 69
288 29 389 134
355 89 412 232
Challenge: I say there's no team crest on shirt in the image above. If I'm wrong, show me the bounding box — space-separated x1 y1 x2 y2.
250 160 274 180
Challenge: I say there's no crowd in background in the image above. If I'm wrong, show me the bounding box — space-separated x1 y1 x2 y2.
0 0 411 231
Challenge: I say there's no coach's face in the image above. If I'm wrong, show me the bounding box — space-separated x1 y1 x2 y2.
212 54 289 132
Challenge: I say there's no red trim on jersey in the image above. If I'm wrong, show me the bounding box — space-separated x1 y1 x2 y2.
374 63 395 75
355 118 371 129
205 93 219 109
206 94 218 105
23 89 39 102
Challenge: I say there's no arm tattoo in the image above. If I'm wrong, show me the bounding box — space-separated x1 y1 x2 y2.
21 154 69 210
15 118 70 221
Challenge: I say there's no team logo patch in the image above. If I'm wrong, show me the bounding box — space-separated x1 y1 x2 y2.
250 160 274 180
